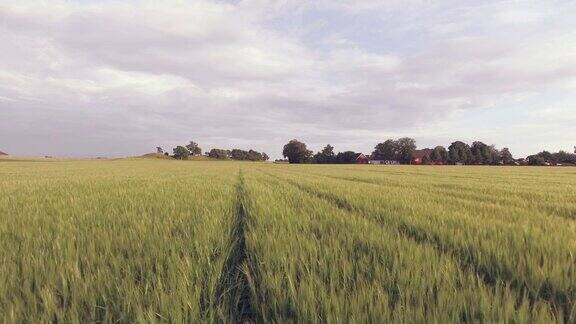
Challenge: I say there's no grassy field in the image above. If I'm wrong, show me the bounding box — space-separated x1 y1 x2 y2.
1 159 575 322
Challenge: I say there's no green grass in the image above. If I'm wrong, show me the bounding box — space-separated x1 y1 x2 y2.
0 160 237 322
1 160 575 322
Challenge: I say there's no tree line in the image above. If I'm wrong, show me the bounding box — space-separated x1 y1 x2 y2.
206 148 269 161
281 139 576 166
526 149 576 166
157 141 269 162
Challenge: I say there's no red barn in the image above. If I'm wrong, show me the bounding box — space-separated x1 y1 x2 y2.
356 153 369 164
411 149 433 165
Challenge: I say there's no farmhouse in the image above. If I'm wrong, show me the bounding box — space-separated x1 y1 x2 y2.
355 153 369 164
412 149 433 165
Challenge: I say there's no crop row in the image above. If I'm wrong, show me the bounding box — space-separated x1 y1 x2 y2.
256 165 575 321
1 160 574 322
237 168 556 322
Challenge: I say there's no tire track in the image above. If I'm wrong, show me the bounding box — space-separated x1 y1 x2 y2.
257 168 573 322
216 171 258 323
270 168 576 221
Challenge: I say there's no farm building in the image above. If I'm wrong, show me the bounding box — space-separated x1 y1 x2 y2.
355 153 369 164
0 151 7 156
411 149 433 165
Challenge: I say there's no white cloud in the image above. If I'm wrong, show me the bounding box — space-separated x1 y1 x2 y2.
0 0 575 158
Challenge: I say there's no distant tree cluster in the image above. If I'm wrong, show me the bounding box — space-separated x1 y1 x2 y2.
173 146 191 160
161 139 574 167
526 148 576 166
172 141 202 160
166 141 268 162
335 151 359 164
429 146 448 164
186 141 202 156
208 148 269 161
282 140 313 163
369 140 516 166
419 141 516 165
281 139 575 166
207 148 229 160
230 149 269 161
372 137 416 164
282 140 362 164
313 144 336 164
444 141 505 165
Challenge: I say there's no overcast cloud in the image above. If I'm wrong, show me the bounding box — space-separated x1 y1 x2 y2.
1 0 575 158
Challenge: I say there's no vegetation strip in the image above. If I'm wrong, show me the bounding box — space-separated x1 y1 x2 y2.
257 169 573 322
260 170 506 289
329 174 576 220
273 168 576 221
3 160 575 322
216 171 257 323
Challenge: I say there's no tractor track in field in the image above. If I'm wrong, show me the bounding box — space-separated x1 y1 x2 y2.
268 168 576 221
216 171 258 324
257 168 574 322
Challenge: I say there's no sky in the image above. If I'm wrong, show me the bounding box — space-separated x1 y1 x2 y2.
1 0 575 159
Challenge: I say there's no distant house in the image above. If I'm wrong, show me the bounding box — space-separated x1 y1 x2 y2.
355 153 369 164
0 151 7 156
411 149 433 165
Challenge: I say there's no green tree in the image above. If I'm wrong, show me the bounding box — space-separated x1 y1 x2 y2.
186 141 202 156
430 146 448 164
470 141 491 164
173 146 190 160
396 137 417 164
231 149 248 160
500 148 514 165
336 151 358 164
448 141 472 165
314 144 336 164
372 139 397 160
536 151 556 164
246 149 263 161
528 155 546 166
262 153 269 161
229 148 267 161
208 149 230 159
372 138 416 164
283 140 312 164
553 150 576 164
488 145 500 165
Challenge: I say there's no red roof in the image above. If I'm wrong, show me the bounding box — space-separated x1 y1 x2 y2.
412 149 432 159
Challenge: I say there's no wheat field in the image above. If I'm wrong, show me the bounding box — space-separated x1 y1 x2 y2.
1 159 575 322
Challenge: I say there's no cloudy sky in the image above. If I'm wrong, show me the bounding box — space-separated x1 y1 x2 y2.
1 0 575 158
